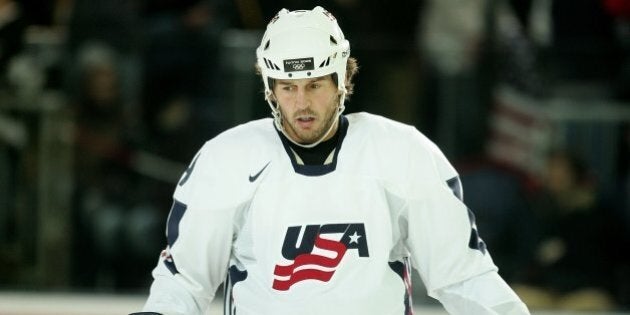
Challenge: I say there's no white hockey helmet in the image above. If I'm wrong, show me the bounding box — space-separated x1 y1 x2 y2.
256 6 351 97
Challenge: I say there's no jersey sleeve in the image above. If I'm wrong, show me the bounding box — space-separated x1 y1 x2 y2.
400 129 528 313
142 142 237 314
401 129 497 295
435 271 531 314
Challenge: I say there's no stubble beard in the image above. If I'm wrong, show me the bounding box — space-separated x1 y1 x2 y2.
280 102 339 145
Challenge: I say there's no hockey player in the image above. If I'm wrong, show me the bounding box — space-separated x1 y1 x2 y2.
134 6 530 315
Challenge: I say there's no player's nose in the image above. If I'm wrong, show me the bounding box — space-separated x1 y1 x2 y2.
294 88 309 109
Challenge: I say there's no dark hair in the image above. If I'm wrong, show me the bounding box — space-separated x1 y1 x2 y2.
343 57 359 98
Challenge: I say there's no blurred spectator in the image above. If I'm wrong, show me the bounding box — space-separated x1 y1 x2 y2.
134 2 236 243
70 43 162 290
140 0 231 164
0 0 26 88
64 0 142 129
506 0 626 99
513 149 627 311
0 0 26 286
62 0 161 290
495 1 548 97
417 0 493 160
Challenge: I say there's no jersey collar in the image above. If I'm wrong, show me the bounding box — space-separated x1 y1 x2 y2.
276 115 349 176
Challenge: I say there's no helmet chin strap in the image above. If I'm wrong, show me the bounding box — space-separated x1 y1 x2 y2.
267 91 346 149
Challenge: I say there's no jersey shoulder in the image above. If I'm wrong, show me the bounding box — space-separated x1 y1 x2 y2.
190 118 275 170
174 118 277 206
346 112 439 154
345 112 458 183
204 118 277 151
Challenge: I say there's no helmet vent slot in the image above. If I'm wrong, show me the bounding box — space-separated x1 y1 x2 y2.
264 40 270 50
329 36 337 45
319 57 331 68
263 58 280 70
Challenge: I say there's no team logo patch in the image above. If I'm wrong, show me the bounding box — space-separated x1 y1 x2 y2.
283 57 314 72
272 223 369 291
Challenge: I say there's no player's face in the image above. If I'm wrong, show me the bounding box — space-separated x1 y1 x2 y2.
272 75 340 144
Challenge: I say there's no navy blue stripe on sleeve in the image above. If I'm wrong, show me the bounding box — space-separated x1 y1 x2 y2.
167 200 187 247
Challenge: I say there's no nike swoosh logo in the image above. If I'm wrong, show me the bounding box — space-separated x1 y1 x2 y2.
249 162 270 182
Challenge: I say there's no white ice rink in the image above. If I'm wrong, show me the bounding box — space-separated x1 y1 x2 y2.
0 292 629 315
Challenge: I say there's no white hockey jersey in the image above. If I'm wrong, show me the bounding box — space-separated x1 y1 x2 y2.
142 112 529 315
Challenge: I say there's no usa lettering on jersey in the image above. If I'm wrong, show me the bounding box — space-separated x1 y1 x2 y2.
272 223 369 291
